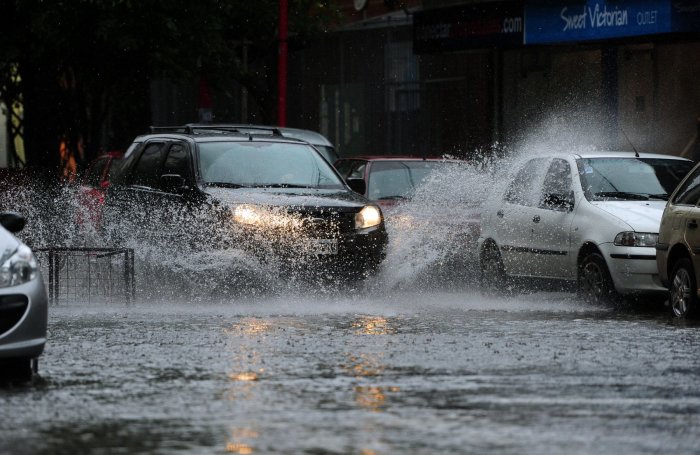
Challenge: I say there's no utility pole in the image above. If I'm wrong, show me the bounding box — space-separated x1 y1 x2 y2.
278 0 288 126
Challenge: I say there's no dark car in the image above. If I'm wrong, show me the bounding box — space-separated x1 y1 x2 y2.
76 150 124 230
104 125 387 282
144 124 340 164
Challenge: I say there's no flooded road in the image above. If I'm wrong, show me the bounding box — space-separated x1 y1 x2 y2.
2 290 700 454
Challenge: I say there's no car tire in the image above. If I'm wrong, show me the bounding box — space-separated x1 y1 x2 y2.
0 358 33 383
578 252 619 304
669 258 698 318
480 244 506 293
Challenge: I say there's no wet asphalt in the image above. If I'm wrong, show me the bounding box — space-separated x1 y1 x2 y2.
2 288 699 455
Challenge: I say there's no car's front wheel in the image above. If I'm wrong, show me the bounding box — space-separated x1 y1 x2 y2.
480 244 506 293
578 252 619 304
669 258 698 318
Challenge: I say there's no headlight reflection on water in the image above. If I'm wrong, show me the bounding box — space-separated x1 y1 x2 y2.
226 428 259 455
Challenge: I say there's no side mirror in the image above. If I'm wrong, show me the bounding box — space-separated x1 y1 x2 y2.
346 178 366 195
0 212 26 233
161 174 189 193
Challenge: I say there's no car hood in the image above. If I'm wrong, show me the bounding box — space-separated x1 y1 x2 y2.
591 200 667 232
203 187 372 212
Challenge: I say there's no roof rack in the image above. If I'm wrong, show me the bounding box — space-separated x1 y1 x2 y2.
148 124 286 137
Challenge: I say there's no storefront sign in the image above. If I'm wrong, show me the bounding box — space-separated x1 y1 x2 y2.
525 0 700 44
414 2 523 53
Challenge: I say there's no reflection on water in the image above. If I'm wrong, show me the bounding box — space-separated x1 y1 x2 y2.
352 316 398 335
226 428 259 454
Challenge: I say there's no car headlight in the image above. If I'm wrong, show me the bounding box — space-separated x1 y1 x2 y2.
0 244 38 287
614 232 658 247
355 205 382 230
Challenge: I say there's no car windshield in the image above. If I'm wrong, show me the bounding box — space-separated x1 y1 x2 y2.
314 145 339 164
577 157 694 201
367 160 458 200
198 141 345 189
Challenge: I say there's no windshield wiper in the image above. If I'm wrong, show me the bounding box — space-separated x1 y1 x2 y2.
647 193 669 200
594 191 649 200
207 182 247 188
377 195 408 200
257 184 316 189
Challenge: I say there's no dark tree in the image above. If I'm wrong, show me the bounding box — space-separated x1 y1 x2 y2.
0 0 338 176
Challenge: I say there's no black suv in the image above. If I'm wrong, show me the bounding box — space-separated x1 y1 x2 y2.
104 125 387 281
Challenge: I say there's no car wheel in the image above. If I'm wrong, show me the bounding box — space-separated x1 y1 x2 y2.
578 252 619 304
669 258 698 318
0 358 33 383
480 245 506 293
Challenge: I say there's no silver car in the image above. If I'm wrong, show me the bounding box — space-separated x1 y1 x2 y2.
0 212 47 382
478 151 694 303
657 161 700 317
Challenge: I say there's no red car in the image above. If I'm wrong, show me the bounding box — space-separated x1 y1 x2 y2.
334 156 482 275
76 151 124 230
334 156 467 207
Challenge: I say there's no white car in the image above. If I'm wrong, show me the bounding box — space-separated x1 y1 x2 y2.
477 151 694 302
0 212 47 382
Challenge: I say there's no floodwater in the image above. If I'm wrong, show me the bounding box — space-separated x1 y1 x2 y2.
2 291 700 454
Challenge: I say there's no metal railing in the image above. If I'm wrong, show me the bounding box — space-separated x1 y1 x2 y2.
34 248 135 305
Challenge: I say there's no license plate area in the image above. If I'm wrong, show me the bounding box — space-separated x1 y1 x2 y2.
305 239 338 255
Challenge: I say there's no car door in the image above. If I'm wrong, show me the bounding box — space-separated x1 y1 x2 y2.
529 158 577 278
119 140 195 242
494 158 548 275
663 166 700 274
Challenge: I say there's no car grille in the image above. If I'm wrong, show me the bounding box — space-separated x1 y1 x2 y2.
0 295 29 336
291 208 356 237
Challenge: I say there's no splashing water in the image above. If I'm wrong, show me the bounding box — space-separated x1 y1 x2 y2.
0 118 610 303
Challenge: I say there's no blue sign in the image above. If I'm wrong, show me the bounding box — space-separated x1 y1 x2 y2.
525 0 700 44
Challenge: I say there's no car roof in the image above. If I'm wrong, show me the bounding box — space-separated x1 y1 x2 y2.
133 130 309 146
549 150 691 161
337 155 464 162
178 123 334 147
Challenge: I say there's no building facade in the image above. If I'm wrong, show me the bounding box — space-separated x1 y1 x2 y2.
287 0 700 159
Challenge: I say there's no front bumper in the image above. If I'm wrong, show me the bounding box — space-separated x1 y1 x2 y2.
0 272 48 360
238 224 389 279
600 243 666 295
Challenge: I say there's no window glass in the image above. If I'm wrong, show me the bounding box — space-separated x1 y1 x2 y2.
334 160 354 179
540 159 572 209
198 142 344 189
504 158 548 206
673 164 700 205
349 162 366 179
130 142 164 187
366 160 452 200
163 144 189 178
577 158 694 201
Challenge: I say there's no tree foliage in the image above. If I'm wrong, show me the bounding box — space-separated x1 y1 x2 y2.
0 0 338 175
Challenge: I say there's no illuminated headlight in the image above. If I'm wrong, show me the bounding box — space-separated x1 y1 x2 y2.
232 204 264 226
614 232 658 247
0 244 38 287
355 205 382 230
